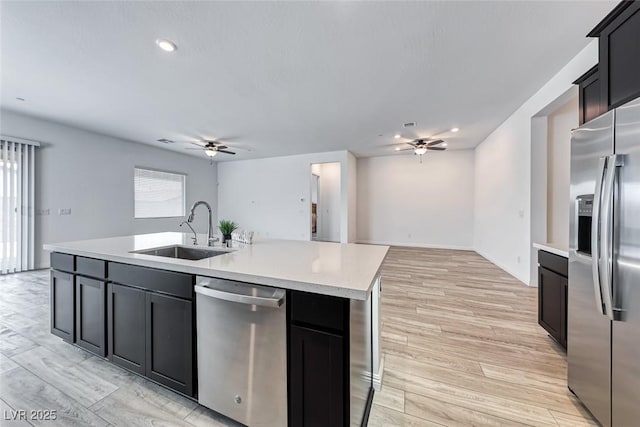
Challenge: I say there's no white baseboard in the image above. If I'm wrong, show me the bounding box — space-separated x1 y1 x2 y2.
474 249 530 285
356 240 474 251
372 357 384 391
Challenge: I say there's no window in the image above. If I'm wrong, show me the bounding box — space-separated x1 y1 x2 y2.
134 168 186 218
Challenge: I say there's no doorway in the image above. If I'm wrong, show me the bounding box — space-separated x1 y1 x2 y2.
310 162 341 242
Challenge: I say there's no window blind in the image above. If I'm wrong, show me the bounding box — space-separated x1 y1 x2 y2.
1 137 37 274
134 168 186 218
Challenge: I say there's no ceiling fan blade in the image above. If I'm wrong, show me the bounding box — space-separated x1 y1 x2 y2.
427 146 446 151
427 139 445 147
216 150 236 155
185 148 205 150
215 145 229 150
188 141 206 147
396 148 414 151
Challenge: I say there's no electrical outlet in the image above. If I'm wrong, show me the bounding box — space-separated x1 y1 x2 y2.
58 208 71 216
36 209 50 216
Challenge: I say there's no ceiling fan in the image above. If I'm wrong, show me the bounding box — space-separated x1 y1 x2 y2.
185 140 236 162
394 138 447 163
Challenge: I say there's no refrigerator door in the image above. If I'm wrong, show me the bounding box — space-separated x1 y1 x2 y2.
568 110 614 427
612 97 640 427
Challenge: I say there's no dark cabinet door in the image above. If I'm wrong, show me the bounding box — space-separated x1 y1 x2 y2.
576 65 603 125
538 267 568 348
145 292 194 397
50 270 75 342
598 2 640 110
290 325 344 427
107 283 146 374
75 276 106 357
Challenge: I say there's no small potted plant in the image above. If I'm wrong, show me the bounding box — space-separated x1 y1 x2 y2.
218 220 239 244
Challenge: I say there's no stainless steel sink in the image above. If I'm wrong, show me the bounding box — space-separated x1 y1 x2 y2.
133 245 228 261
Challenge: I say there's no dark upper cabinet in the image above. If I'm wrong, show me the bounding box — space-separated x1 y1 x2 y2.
289 325 344 427
145 292 194 397
578 1 640 121
574 65 603 125
107 283 146 375
50 270 75 342
75 276 107 356
591 1 640 110
538 266 568 348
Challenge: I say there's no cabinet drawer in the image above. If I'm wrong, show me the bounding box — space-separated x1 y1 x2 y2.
77 257 107 279
538 250 568 277
108 263 194 300
290 291 347 333
51 252 74 273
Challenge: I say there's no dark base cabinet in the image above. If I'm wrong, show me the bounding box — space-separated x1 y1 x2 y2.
290 326 344 427
107 263 196 398
50 252 196 399
538 251 568 349
146 292 193 396
76 276 106 356
50 270 75 342
108 283 146 374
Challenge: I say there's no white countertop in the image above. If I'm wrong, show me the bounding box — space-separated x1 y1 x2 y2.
43 232 389 300
533 242 569 258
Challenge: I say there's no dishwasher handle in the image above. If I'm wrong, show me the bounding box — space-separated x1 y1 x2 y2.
195 284 285 308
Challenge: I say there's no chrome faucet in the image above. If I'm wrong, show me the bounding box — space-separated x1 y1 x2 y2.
186 201 217 246
179 221 198 245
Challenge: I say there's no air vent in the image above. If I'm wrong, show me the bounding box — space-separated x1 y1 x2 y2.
157 138 175 144
403 122 416 128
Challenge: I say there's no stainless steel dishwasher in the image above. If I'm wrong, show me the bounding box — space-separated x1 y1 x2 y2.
195 277 287 427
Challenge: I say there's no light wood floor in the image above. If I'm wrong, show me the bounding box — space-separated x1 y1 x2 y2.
0 248 598 426
369 247 598 427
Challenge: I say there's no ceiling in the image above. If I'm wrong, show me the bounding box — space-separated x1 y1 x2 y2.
1 1 615 161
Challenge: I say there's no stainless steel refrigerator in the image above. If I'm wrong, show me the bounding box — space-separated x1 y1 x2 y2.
569 95 640 427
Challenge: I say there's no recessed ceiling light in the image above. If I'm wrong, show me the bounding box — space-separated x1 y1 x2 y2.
451 127 459 132
394 134 401 139
16 97 25 101
156 39 177 52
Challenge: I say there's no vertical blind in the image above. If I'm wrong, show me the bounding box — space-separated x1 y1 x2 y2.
1 137 37 274
134 167 186 218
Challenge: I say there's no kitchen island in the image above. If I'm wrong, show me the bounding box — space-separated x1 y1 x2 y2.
44 232 388 427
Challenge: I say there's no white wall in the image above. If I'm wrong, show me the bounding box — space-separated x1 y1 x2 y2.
311 162 341 242
474 40 598 284
0 110 217 269
547 97 577 246
217 150 355 243
347 152 357 243
356 151 475 249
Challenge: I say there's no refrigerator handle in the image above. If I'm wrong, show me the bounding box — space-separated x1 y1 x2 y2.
592 156 607 315
601 154 625 320
599 155 621 320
